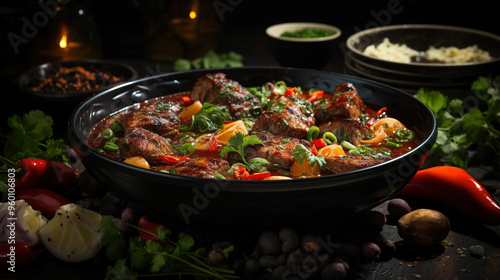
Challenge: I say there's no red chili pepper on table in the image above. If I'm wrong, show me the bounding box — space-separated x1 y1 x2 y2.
15 158 75 189
137 216 169 245
398 166 500 225
16 188 70 218
0 243 44 268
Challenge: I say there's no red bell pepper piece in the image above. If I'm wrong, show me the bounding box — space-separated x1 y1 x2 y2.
233 165 249 180
15 158 75 189
247 171 271 180
307 90 324 103
181 95 193 105
16 188 70 218
398 166 500 225
159 155 190 164
137 216 168 245
310 138 327 149
0 243 44 268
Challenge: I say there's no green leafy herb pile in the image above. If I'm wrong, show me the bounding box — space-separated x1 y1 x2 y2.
0 110 67 167
415 76 500 174
173 50 243 72
0 110 68 200
101 216 238 280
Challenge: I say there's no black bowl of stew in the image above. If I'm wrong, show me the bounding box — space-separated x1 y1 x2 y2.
68 67 436 227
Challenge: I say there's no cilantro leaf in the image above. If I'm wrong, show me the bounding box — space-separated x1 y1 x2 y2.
415 89 448 115
2 110 67 166
219 132 263 164
292 144 326 168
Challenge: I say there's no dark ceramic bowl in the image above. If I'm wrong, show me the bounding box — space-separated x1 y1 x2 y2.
266 22 342 69
68 67 437 227
18 59 138 103
345 24 500 88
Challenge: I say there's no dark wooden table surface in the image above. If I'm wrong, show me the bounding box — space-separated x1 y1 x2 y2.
2 2 500 279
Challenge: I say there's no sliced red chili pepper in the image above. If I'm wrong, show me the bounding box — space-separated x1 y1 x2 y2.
159 155 190 164
223 120 233 124
233 165 249 180
247 171 271 180
15 159 75 189
366 107 388 127
307 90 324 103
137 216 169 245
181 95 193 105
0 243 44 268
16 188 70 218
310 138 327 149
398 166 500 226
208 135 218 152
284 87 300 96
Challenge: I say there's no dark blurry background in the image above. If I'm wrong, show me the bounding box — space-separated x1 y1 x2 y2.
0 0 498 122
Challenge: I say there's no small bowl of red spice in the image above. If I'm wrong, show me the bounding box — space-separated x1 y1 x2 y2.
18 59 138 102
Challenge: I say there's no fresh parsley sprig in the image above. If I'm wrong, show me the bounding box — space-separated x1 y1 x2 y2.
416 75 500 174
219 132 263 165
0 110 67 167
293 144 326 168
101 216 238 280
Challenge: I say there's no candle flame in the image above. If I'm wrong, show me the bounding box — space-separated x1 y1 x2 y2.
59 35 68 48
189 11 197 19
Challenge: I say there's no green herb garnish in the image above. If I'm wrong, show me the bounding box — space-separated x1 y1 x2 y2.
181 103 232 132
219 132 263 164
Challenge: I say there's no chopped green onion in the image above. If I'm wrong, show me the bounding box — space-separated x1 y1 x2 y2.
386 141 403 148
110 122 122 132
322 132 337 144
307 126 320 141
101 128 113 139
340 140 356 150
103 137 119 151
394 129 415 142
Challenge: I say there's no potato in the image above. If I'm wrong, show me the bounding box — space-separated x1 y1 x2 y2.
397 208 450 246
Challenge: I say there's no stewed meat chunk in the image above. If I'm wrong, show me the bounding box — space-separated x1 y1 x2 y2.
252 95 315 139
313 83 366 123
119 102 182 138
240 132 311 169
190 73 261 119
323 154 390 174
318 119 373 146
156 157 231 178
116 127 172 163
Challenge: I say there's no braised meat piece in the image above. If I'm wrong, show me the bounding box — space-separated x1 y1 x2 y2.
236 132 311 169
323 154 390 174
313 83 366 124
190 73 261 119
156 157 231 178
119 102 182 138
252 96 315 139
116 127 172 163
318 119 373 146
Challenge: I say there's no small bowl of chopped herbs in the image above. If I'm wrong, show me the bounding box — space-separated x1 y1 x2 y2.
18 59 138 103
266 22 341 69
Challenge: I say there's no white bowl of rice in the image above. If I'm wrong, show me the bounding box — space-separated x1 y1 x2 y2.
345 24 500 88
